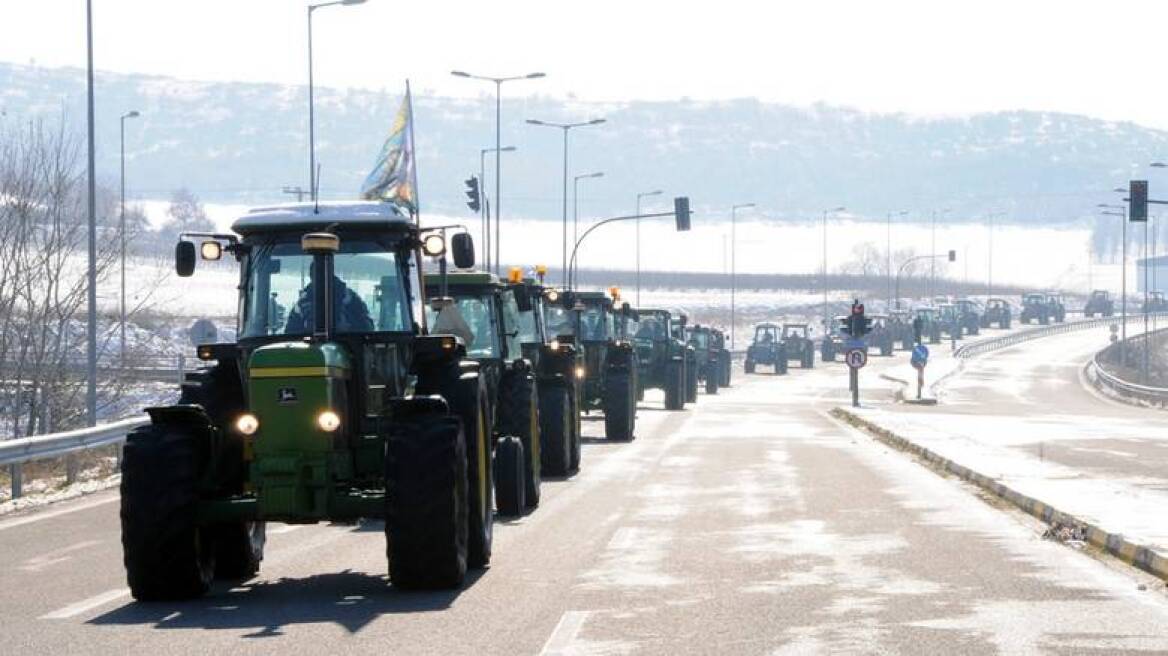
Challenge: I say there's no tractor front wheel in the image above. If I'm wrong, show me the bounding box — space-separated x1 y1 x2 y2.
604 371 636 441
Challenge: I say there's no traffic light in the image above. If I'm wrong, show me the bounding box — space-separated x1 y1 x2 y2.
1130 179 1148 223
465 176 481 213
674 196 691 231
846 300 871 338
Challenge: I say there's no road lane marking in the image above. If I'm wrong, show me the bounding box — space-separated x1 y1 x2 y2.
0 495 119 533
20 539 102 572
40 588 129 620
540 610 591 655
267 524 303 535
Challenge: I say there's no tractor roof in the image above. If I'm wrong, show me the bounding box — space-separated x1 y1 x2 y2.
423 271 501 288
232 201 412 235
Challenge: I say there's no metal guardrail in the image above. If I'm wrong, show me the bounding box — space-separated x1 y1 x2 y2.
2 416 149 500
953 314 1168 360
1087 325 1168 407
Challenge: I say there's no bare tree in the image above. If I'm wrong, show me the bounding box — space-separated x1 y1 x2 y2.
163 187 213 235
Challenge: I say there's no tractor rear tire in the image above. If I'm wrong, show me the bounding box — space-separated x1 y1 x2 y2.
539 384 572 477
803 352 814 369
121 423 215 601
211 521 265 580
569 386 582 472
500 372 540 509
777 359 788 375
682 359 691 401
705 372 718 395
604 371 636 441
493 435 526 517
446 373 493 569
385 414 468 589
664 361 685 410
719 352 732 387
744 359 756 374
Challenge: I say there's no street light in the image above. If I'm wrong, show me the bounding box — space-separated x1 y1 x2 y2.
480 145 516 272
930 208 950 298
307 0 366 201
526 117 607 285
119 110 140 371
886 210 908 310
572 172 604 282
822 206 845 332
1100 201 1128 354
85 0 98 428
636 189 664 305
453 70 545 274
730 203 755 350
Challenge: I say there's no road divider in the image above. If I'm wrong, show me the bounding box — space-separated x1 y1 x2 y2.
831 406 1168 583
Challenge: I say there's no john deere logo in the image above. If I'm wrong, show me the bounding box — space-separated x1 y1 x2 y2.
277 387 299 404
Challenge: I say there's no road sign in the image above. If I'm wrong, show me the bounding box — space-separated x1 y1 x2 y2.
911 343 929 369
846 348 867 369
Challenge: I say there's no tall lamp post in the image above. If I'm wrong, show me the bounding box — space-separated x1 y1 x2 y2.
453 70 546 274
822 206 846 332
1100 201 1127 357
636 189 664 305
886 210 907 310
307 0 366 201
480 145 516 272
573 172 604 283
526 117 607 285
730 203 755 350
86 0 97 427
119 110 140 370
986 211 1003 299
930 208 950 298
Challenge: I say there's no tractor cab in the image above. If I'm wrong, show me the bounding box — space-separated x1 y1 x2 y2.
634 308 692 409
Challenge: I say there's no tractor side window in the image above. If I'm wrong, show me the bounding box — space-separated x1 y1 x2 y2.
544 304 574 337
333 251 408 333
500 291 524 357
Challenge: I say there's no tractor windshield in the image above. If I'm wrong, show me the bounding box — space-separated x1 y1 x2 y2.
424 295 500 358
544 303 574 338
240 237 411 339
579 305 611 341
691 330 709 349
635 313 669 340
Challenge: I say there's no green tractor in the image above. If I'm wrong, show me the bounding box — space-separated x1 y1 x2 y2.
120 202 496 599
674 311 700 403
710 327 732 388
632 308 691 410
546 289 638 441
685 324 721 394
511 271 584 477
422 270 542 517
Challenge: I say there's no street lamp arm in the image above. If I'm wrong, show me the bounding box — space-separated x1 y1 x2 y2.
568 210 676 290
894 253 951 310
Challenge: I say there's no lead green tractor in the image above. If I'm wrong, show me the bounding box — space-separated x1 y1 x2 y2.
423 270 541 517
120 202 495 599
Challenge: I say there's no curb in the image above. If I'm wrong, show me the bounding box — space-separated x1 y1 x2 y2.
831 406 1168 583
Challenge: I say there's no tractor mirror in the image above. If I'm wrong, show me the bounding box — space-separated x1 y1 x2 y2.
451 233 475 269
513 285 533 312
176 241 196 277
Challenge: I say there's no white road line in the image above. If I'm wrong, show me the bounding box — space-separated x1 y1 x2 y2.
0 495 119 533
267 524 304 535
540 610 591 655
40 588 129 620
20 539 102 572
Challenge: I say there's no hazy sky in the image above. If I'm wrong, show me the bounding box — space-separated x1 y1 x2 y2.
3 0 1168 129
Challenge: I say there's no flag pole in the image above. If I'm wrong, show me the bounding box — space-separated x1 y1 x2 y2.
404 79 431 333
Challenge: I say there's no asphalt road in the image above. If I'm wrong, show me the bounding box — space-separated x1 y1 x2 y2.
2 352 1167 654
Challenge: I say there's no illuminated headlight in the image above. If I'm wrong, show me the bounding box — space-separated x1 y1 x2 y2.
574 366 586 379
549 339 560 351
235 413 259 436
317 410 342 432
422 234 446 257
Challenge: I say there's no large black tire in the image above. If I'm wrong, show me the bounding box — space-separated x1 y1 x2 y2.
803 352 814 369
604 371 636 441
685 358 699 403
744 359 756 374
777 358 788 375
385 413 468 589
719 352 732 387
664 360 685 410
493 435 525 517
442 372 493 570
539 384 572 477
211 521 265 580
569 388 582 473
500 372 540 509
705 371 718 395
121 423 215 601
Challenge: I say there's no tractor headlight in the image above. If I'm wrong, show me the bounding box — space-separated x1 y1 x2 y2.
235 413 259 436
549 339 560 351
574 365 586 379
317 410 342 432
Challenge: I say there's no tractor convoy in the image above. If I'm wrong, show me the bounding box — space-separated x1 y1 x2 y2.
120 201 721 600
119 201 1112 601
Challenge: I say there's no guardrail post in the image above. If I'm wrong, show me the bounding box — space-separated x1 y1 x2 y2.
177 354 186 387
10 463 21 499
65 454 78 486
